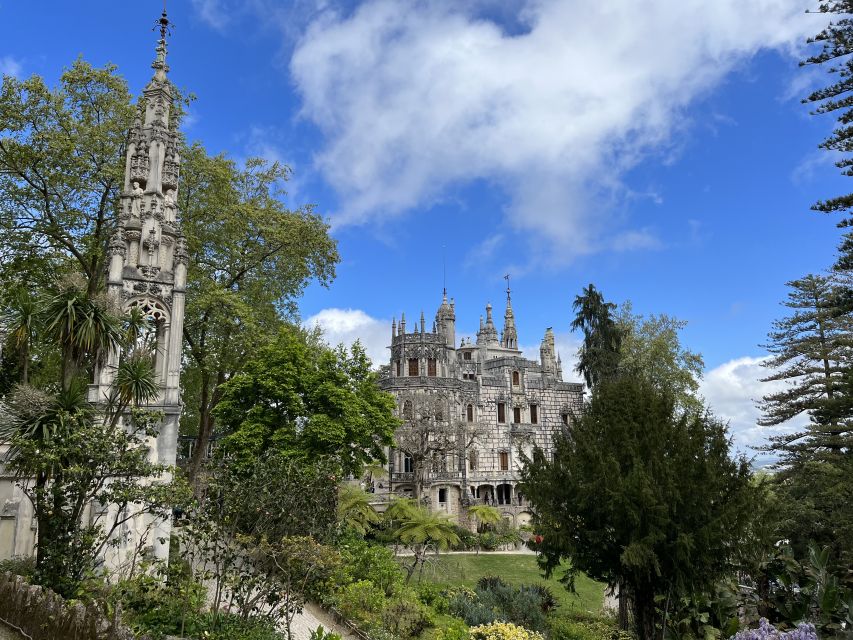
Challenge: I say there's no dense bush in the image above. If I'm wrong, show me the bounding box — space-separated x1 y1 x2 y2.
449 525 479 551
382 588 434 638
469 621 544 640
333 579 386 628
0 556 36 580
337 535 404 596
549 616 631 640
448 579 549 632
417 582 451 614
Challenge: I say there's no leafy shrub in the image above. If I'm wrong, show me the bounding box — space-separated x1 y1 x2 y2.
549 616 631 640
469 621 544 640
334 579 386 629
449 589 498 627
197 613 283 640
450 579 548 632
310 625 343 640
417 582 451 614
479 532 500 551
432 617 471 640
450 524 479 551
730 619 818 640
0 556 36 580
337 535 404 596
382 588 434 638
520 584 557 613
477 575 508 591
110 571 208 638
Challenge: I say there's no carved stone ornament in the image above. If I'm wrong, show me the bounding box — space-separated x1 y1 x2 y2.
174 237 189 265
108 230 127 256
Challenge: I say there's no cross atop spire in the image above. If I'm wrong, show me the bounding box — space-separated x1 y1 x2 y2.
504 273 511 301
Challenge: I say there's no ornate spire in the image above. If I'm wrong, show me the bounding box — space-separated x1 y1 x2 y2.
477 303 499 346
501 275 518 350
151 8 172 81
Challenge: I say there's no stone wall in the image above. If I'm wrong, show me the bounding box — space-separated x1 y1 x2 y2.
0 572 148 640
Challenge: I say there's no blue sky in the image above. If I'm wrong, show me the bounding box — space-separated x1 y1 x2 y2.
2 1 846 459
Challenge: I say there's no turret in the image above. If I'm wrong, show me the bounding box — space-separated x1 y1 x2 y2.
477 303 499 346
540 327 557 375
501 284 518 350
435 289 456 347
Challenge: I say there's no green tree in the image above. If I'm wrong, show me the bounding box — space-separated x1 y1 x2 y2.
571 284 622 388
759 274 853 455
0 279 184 596
521 376 758 640
616 302 704 413
338 484 381 535
802 2 853 263
214 325 397 477
177 146 339 484
393 503 460 583
0 60 134 297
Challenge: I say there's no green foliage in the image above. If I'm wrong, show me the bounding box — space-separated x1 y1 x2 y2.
336 535 405 596
215 325 397 477
334 579 387 628
616 302 704 413
382 588 434 638
549 616 632 640
310 625 343 640
521 376 760 640
0 555 36 580
431 617 470 640
338 484 381 535
178 144 340 484
571 284 623 388
448 578 553 632
759 543 853 635
0 59 134 294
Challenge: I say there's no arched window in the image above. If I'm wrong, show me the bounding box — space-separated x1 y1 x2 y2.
402 400 413 420
403 454 413 473
513 406 521 424
427 358 437 377
466 404 474 423
512 370 520 385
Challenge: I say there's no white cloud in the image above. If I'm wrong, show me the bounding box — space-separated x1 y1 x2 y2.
290 0 820 266
304 307 390 367
191 0 230 31
0 55 22 78
700 356 807 466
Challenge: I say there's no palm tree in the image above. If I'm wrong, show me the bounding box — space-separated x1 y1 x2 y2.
394 505 460 582
338 484 380 535
41 280 124 391
4 289 38 384
467 504 501 554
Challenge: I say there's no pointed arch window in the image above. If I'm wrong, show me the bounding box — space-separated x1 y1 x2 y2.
466 404 474 423
512 370 520 385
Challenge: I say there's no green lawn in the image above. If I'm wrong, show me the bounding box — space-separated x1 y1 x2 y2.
413 553 605 617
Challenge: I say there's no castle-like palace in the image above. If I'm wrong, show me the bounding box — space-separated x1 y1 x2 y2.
378 288 583 526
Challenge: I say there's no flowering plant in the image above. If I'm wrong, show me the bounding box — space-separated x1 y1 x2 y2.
730 618 818 640
469 621 544 640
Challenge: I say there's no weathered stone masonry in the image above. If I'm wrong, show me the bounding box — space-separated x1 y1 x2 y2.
378 287 583 526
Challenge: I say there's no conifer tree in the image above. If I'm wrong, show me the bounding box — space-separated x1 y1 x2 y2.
571 284 622 388
758 274 853 461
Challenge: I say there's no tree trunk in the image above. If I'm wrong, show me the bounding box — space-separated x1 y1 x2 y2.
631 587 657 640
617 579 629 631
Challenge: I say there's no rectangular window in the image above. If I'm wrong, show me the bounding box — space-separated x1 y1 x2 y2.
464 351 472 360
404 454 413 473
499 451 509 471
467 404 474 422
561 413 569 426
428 358 437 377
468 449 478 470
513 407 521 424
396 360 401 376
408 358 419 376
512 371 520 385
497 402 506 423
530 404 538 424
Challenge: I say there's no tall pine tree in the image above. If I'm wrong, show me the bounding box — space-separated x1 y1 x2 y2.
758 274 853 461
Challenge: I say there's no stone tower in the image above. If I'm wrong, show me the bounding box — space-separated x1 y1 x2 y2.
90 10 185 564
